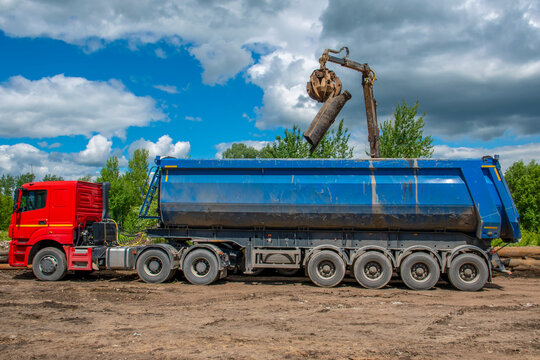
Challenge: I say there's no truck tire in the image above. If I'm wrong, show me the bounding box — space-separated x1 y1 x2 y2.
32 247 67 281
399 252 440 290
353 251 393 289
183 249 220 285
307 250 345 287
136 249 173 284
448 253 488 291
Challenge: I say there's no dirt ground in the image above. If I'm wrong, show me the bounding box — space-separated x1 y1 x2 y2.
0 269 538 360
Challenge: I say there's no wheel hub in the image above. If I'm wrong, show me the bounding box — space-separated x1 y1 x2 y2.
318 261 336 278
144 257 163 276
193 258 210 277
148 260 161 273
459 264 478 282
40 255 58 274
364 261 382 279
411 263 429 281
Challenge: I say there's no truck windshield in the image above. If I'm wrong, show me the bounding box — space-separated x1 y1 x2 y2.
20 190 47 212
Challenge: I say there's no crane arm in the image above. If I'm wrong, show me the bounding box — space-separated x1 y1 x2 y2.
321 49 380 158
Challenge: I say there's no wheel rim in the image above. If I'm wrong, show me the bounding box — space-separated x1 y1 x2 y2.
410 262 430 282
39 255 58 275
458 263 479 283
144 257 163 276
317 260 336 279
364 261 383 280
191 257 210 278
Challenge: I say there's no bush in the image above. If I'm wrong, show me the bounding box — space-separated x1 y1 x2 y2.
491 228 540 247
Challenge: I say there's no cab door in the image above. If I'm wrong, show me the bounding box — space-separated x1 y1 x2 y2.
13 189 49 240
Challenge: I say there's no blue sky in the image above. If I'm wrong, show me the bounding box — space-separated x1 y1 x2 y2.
0 0 539 179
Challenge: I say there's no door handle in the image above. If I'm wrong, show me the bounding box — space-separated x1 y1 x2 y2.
38 220 47 225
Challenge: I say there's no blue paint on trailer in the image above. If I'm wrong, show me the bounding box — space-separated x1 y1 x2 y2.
146 155 520 242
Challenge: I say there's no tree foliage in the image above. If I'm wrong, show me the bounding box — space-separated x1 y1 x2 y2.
97 149 150 230
222 143 261 159
0 173 36 229
42 174 64 181
504 160 539 232
379 101 433 158
223 119 354 159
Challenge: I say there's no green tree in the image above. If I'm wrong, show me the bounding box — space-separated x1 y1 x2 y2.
0 175 16 230
125 149 150 197
0 175 16 197
379 101 433 158
504 160 540 232
78 175 93 182
222 143 261 159
314 119 354 159
0 173 35 230
260 125 311 158
223 120 354 159
118 149 152 232
96 150 151 231
42 174 64 181
16 173 35 187
97 157 122 222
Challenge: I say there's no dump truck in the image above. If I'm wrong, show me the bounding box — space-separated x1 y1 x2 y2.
8 155 520 291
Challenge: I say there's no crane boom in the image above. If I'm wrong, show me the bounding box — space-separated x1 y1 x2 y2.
305 47 380 158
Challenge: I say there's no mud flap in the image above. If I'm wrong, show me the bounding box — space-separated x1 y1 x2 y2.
489 248 511 277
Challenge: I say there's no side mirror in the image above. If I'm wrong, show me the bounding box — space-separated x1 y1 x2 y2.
13 188 21 213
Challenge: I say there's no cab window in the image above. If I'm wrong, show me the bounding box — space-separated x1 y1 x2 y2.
20 190 47 212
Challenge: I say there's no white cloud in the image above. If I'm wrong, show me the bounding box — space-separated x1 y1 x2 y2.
433 143 540 171
189 40 253 85
214 140 270 159
185 116 202 122
153 84 178 94
0 0 328 125
77 134 112 166
129 135 190 161
0 1 538 139
0 74 166 139
154 48 167 59
0 136 114 180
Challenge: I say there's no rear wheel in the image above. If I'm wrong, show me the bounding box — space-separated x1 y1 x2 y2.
307 250 345 287
400 252 440 290
32 247 67 281
136 249 174 284
353 252 393 289
183 249 220 285
448 253 488 291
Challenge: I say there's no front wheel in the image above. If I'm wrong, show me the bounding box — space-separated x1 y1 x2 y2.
32 247 67 281
136 249 174 284
448 253 488 291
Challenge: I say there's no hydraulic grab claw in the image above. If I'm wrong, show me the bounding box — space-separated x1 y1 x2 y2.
304 46 380 158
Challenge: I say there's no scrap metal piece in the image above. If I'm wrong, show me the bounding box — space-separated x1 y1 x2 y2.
304 90 352 153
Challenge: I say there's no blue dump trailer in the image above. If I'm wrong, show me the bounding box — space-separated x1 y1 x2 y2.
137 155 520 291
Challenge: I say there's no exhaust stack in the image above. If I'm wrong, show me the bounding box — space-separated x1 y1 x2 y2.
101 182 110 220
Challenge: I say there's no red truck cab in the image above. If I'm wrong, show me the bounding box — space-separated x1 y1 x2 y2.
9 181 104 279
